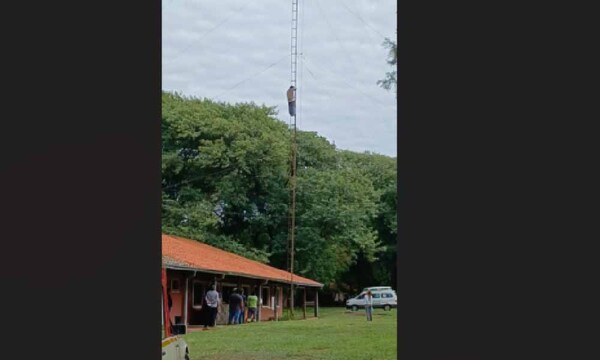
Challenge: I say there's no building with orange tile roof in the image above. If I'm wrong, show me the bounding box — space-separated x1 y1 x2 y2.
162 234 322 327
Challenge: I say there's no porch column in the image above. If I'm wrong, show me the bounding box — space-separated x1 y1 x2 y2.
274 287 278 321
302 287 307 319
216 278 222 325
257 283 262 322
183 276 189 326
237 279 243 323
314 289 319 318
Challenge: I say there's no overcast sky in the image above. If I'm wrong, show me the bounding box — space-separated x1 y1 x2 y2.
163 0 397 157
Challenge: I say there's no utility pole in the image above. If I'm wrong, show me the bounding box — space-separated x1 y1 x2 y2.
287 0 299 319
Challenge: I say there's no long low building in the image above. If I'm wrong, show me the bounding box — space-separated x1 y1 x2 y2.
162 234 323 327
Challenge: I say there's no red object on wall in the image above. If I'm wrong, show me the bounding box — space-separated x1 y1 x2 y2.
161 268 171 338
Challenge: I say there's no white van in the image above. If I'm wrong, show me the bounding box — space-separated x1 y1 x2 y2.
346 288 397 311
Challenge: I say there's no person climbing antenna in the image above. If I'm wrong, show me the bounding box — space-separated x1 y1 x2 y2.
287 85 296 116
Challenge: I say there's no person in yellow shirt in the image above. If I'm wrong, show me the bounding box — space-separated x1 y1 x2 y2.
246 292 258 322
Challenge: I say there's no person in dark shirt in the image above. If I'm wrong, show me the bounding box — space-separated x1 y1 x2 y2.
167 287 174 333
287 86 296 116
228 288 243 325
237 289 246 324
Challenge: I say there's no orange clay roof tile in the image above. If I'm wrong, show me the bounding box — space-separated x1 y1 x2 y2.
162 234 322 287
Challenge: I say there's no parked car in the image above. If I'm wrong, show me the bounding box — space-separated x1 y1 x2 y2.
346 288 397 311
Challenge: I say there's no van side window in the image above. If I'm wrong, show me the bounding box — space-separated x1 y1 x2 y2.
372 293 381 298
357 294 365 299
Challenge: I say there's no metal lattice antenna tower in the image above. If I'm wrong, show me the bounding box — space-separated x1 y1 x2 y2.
287 0 299 319
291 0 298 87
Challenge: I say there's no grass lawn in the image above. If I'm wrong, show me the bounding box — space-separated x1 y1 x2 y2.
183 307 397 360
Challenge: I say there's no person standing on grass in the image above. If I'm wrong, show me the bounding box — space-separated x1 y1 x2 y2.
204 283 220 329
228 288 243 325
247 291 258 322
365 290 374 321
237 289 246 324
199 296 210 328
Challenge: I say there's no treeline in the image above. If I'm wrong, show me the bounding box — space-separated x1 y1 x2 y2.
162 91 397 294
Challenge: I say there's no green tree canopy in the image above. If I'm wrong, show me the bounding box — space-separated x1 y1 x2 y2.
377 37 397 95
162 91 397 292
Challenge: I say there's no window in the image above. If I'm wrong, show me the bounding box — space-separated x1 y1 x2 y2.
357 294 365 300
382 293 393 298
170 279 180 293
192 282 206 308
261 287 270 307
372 293 381 298
222 284 236 304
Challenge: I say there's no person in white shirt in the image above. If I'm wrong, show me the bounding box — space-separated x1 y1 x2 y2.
204 283 220 328
365 290 373 321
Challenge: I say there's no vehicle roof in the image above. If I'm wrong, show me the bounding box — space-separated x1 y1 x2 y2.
360 289 396 293
363 286 393 290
